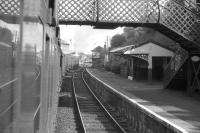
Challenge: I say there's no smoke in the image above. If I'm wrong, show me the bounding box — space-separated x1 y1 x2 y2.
60 25 123 54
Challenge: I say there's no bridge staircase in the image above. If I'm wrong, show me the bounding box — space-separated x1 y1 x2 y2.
163 47 189 90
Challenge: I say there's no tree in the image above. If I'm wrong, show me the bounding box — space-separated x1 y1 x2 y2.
123 27 177 50
110 26 177 50
123 27 138 45
123 27 155 45
123 27 138 40
110 34 126 48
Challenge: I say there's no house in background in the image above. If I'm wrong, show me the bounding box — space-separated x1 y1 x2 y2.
92 46 105 68
79 54 92 67
110 40 174 82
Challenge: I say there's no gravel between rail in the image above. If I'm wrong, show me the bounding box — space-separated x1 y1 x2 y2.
55 75 81 133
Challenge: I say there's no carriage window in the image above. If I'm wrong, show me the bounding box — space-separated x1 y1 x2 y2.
21 21 43 112
0 16 20 133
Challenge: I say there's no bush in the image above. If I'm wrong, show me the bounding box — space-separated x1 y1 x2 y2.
111 65 120 74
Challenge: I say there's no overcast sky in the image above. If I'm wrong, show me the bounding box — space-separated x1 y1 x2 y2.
60 25 123 54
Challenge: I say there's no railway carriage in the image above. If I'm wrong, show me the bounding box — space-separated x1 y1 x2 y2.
62 54 79 72
0 24 63 133
0 1 63 133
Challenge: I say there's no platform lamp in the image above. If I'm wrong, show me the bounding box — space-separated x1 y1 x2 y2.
191 56 200 62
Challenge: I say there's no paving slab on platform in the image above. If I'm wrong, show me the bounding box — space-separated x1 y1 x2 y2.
87 68 200 133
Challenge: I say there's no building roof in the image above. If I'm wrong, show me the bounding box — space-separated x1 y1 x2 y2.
125 42 174 57
110 44 135 53
110 40 175 54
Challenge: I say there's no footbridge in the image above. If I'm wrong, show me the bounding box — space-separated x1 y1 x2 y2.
58 0 200 51
58 0 200 91
1 0 199 50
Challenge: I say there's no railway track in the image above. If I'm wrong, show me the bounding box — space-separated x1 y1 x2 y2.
72 69 126 133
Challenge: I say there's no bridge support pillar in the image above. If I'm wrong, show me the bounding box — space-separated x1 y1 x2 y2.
187 53 200 94
148 55 152 83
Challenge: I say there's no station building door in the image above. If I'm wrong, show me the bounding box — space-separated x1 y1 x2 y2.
152 57 171 81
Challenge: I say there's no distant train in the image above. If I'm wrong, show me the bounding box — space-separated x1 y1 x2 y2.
62 54 79 73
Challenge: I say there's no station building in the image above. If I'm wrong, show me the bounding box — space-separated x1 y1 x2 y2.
110 40 174 82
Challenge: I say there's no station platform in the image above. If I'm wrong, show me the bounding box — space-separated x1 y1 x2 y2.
87 68 200 133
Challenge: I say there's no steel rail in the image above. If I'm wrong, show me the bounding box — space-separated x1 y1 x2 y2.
81 68 127 133
72 72 87 133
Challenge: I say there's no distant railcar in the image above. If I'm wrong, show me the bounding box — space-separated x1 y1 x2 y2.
62 54 79 71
